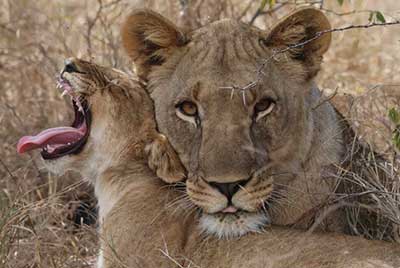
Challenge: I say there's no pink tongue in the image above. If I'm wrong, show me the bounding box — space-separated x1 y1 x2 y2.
222 206 238 213
17 126 85 154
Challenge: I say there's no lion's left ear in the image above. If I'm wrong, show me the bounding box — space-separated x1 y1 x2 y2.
146 134 186 183
121 9 187 80
264 8 331 80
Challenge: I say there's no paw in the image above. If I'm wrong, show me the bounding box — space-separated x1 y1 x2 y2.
146 134 186 183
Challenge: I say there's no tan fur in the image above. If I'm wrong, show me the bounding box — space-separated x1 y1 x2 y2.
121 7 347 238
183 229 400 268
42 58 189 268
121 9 188 80
41 59 400 267
121 7 400 241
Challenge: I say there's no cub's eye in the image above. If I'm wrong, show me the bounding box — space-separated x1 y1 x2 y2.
258 38 268 47
177 101 198 117
254 98 275 122
175 101 199 127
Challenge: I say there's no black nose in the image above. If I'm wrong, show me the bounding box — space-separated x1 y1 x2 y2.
210 179 249 200
63 58 78 73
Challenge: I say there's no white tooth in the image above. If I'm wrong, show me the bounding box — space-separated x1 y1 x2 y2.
61 90 68 97
67 142 71 145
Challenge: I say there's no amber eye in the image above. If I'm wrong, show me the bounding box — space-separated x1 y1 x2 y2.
177 101 198 117
254 98 275 121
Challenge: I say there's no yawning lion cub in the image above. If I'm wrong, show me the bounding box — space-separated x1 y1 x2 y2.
17 58 189 267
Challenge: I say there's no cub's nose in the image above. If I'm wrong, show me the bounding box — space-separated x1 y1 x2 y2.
63 58 79 74
210 179 249 200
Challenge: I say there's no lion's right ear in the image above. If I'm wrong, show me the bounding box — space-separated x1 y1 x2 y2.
121 9 187 80
146 134 186 184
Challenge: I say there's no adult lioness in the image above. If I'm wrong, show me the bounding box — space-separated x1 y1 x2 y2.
17 58 189 267
122 8 399 239
17 58 400 268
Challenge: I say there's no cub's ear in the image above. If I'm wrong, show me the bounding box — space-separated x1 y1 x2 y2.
264 8 331 80
121 9 187 80
146 134 186 183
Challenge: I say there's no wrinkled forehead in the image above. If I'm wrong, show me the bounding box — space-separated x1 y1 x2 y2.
181 19 267 73
154 19 300 107
191 19 266 47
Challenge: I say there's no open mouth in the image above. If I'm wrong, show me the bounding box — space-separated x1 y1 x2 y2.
17 78 91 159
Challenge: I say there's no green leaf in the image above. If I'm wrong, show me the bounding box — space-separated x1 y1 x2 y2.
269 0 276 8
259 0 268 11
392 131 400 151
337 0 344 6
388 107 400 124
368 11 374 23
376 11 386 23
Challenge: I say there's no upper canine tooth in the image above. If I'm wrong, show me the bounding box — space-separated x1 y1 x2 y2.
61 90 68 97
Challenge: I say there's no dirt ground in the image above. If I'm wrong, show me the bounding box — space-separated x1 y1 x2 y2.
0 0 399 267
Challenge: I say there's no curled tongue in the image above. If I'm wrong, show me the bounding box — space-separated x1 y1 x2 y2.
17 126 86 154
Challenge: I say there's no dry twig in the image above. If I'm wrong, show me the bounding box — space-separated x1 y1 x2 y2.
238 19 400 94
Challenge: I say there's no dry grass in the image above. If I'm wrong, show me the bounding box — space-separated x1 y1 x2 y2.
1 0 400 267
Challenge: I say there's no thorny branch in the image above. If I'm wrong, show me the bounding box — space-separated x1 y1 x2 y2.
237 0 254 21
220 83 258 106
312 87 338 111
226 19 400 105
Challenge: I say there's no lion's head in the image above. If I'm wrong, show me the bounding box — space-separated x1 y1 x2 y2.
121 8 341 238
17 58 185 183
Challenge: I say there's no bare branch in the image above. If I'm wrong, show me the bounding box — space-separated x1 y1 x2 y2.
240 19 400 91
237 0 254 21
312 87 339 111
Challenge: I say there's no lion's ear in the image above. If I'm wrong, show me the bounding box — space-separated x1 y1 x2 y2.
264 8 331 80
146 134 186 183
121 9 187 80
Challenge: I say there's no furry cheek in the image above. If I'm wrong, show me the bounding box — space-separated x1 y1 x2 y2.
232 176 274 212
42 154 84 176
186 177 228 213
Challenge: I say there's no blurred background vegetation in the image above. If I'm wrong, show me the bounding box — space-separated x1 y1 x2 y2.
0 0 399 267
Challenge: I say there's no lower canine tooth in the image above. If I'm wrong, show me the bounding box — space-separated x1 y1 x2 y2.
78 105 84 112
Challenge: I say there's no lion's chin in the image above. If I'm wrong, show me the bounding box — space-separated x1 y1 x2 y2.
199 211 270 239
